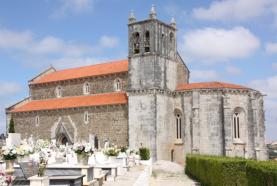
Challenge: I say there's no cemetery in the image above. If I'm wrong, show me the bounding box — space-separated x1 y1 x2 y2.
0 132 152 186
1 2 276 186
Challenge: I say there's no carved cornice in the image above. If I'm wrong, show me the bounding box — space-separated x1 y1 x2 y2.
176 88 253 96
11 103 127 116
126 87 256 97
127 88 176 97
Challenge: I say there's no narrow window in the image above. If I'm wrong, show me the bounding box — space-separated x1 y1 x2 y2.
83 82 90 95
176 114 182 139
114 79 122 92
161 33 165 54
144 31 150 53
234 117 237 138
56 86 62 98
133 32 140 54
84 111 89 124
176 117 178 139
35 115 40 127
233 113 240 139
170 32 174 43
237 117 240 138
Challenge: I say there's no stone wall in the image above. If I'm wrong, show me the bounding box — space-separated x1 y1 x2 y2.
30 73 128 100
155 94 175 161
128 93 157 160
181 93 193 157
128 56 179 91
176 54 189 84
11 105 128 147
178 89 268 160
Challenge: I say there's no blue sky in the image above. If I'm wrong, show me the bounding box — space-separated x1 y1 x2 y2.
0 0 276 141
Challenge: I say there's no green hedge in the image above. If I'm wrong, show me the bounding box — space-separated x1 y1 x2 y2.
186 154 247 186
186 155 277 186
139 147 150 160
246 161 277 186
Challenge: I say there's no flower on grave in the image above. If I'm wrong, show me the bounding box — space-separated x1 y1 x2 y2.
34 139 50 152
38 151 48 177
73 142 94 157
16 142 34 157
103 146 120 157
1 146 17 160
0 171 14 186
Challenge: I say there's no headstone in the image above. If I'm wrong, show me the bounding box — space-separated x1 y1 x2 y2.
28 135 34 146
6 133 21 146
89 134 95 148
104 140 109 150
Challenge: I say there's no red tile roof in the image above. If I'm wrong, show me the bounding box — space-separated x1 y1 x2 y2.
176 82 248 91
30 59 128 85
10 92 127 113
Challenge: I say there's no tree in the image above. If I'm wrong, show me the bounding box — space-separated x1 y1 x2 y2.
9 118 15 133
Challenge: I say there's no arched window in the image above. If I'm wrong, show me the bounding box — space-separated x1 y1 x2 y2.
84 111 89 124
56 86 62 98
83 82 90 95
176 114 182 139
114 78 122 92
35 115 40 127
233 112 240 139
133 32 140 54
144 31 150 53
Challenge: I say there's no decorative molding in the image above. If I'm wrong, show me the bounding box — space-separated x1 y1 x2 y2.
11 103 127 115
127 88 176 97
67 115 78 143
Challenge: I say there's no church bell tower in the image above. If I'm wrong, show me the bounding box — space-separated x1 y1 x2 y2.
128 5 178 91
127 6 181 162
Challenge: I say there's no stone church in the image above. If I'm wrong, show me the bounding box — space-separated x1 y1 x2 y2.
6 7 268 163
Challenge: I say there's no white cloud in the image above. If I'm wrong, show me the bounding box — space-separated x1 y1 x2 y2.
181 27 260 63
191 69 219 81
0 28 121 68
0 82 21 97
99 36 119 48
32 36 92 57
51 0 93 18
192 0 274 21
50 56 106 69
265 42 277 54
0 29 32 49
226 65 242 76
0 29 92 57
250 76 277 99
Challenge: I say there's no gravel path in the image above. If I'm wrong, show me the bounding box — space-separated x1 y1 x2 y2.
103 165 145 186
150 161 200 186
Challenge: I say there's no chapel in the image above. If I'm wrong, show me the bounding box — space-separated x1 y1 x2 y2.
6 6 268 163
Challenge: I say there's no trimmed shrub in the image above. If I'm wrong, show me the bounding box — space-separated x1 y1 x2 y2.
186 155 277 186
186 154 247 186
8 118 15 133
246 160 277 186
139 147 150 160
